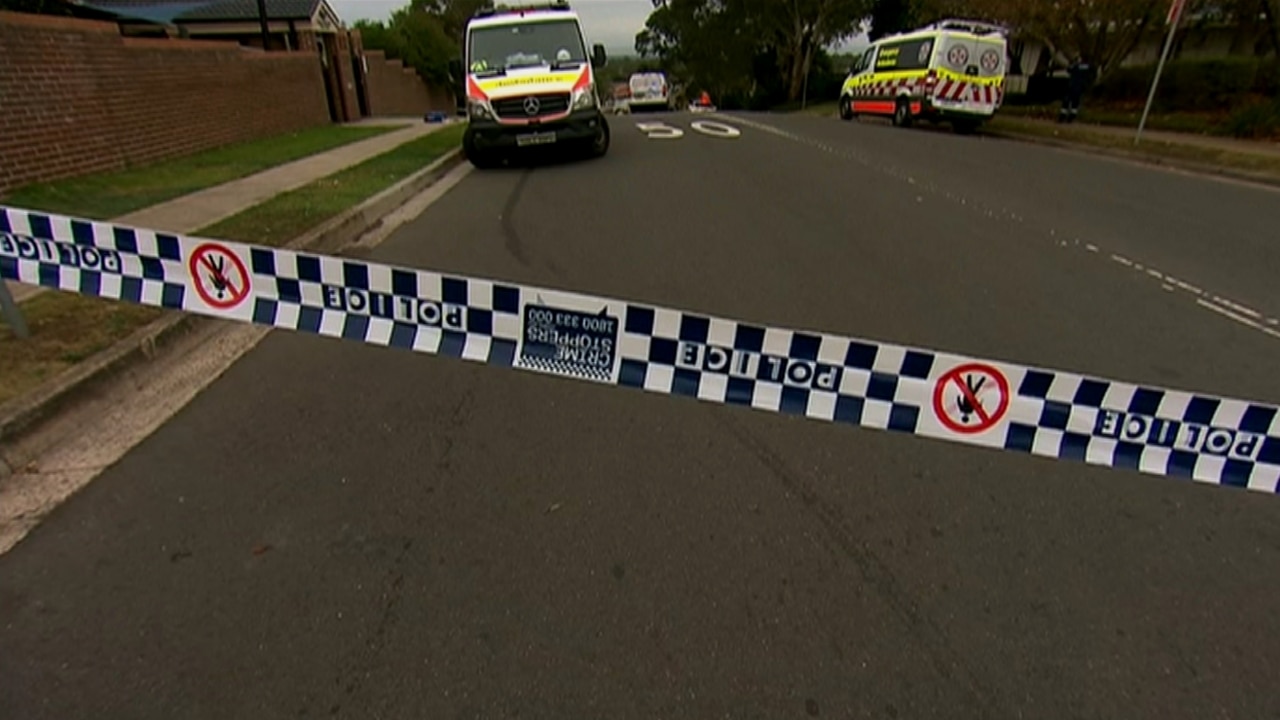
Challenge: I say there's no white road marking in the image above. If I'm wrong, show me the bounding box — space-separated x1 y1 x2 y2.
1174 279 1204 295
720 112 1280 344
1210 295 1263 319
1197 298 1280 340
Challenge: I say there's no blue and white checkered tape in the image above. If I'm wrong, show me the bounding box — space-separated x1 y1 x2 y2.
3 205 1279 493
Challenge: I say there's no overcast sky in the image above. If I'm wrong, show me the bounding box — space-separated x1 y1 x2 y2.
327 0 866 54
328 0 654 53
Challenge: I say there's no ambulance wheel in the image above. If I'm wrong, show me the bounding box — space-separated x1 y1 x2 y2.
463 130 502 169
586 117 611 159
892 99 914 129
838 97 854 121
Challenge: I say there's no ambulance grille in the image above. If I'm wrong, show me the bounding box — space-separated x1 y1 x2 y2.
492 93 571 119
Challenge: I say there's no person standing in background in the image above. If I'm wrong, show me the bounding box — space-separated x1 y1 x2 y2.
1059 55 1094 124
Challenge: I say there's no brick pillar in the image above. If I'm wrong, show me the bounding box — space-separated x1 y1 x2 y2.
330 31 360 122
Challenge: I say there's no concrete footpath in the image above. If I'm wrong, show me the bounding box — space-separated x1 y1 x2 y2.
1003 115 1280 158
984 115 1280 191
5 117 446 304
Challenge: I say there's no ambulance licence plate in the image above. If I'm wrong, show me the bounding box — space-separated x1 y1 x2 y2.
516 131 556 147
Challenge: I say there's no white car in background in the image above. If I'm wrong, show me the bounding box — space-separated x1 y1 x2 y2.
627 72 671 112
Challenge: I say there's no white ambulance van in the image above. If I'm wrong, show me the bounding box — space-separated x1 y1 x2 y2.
454 2 610 168
627 71 671 112
838 19 1009 134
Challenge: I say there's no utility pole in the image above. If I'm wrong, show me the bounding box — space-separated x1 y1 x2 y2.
1137 0 1186 144
800 41 812 110
0 282 29 340
257 0 271 51
802 61 810 109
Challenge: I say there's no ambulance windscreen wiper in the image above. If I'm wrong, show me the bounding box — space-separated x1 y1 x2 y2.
549 59 583 70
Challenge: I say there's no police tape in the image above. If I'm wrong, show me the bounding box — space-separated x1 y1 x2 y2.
3 205 1279 494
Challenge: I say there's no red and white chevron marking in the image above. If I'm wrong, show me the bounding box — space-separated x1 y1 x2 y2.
933 80 1002 105
855 78 923 97
855 77 1005 107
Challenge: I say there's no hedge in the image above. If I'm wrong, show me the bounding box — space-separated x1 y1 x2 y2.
1094 58 1280 112
1218 96 1280 139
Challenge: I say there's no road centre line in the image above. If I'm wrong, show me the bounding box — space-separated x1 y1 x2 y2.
720 113 1280 346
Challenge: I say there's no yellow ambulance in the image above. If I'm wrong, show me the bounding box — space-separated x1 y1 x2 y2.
838 19 1009 134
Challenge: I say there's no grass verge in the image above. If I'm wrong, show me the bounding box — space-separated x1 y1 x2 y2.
0 295 165 407
0 124 464 408
198 123 465 245
985 116 1280 181
799 101 839 118
1 124 402 220
999 103 1221 135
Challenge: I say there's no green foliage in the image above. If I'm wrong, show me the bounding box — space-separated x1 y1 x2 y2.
1095 58 1280 113
637 0 871 106
868 0 915 41
356 0 493 93
594 56 660 85
0 0 73 13
1217 97 1280 139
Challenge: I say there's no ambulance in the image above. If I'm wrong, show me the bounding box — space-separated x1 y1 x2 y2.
627 71 672 112
838 19 1009 134
454 1 611 168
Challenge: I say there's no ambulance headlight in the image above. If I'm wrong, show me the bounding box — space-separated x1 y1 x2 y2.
467 98 493 120
571 84 597 111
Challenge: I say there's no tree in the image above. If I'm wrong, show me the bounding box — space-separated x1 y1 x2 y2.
868 0 915 39
353 19 403 59
911 0 1162 80
637 0 870 104
866 0 987 39
357 0 492 93
0 0 73 13
1205 0 1280 56
754 0 871 102
636 0 768 105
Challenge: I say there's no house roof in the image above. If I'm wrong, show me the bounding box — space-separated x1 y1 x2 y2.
72 0 323 24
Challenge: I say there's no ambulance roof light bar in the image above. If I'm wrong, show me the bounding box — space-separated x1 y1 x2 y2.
920 18 1009 36
475 1 571 18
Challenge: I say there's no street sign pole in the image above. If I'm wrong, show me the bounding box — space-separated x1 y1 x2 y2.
1136 0 1186 145
802 61 810 110
0 281 29 339
256 0 271 51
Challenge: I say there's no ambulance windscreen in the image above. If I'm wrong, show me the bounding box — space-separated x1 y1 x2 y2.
469 19 586 72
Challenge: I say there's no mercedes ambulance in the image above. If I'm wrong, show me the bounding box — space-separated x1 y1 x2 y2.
627 71 672 112
838 19 1009 134
454 2 611 168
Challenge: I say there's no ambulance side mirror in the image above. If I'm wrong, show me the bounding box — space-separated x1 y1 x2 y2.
448 58 463 80
591 43 607 69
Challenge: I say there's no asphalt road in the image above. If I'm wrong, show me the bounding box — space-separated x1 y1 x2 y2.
4 111 1280 719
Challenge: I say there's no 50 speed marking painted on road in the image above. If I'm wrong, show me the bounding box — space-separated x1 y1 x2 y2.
3 204 1279 496
635 119 742 140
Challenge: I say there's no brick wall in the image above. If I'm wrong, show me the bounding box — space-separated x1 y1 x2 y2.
363 50 455 117
0 11 331 195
